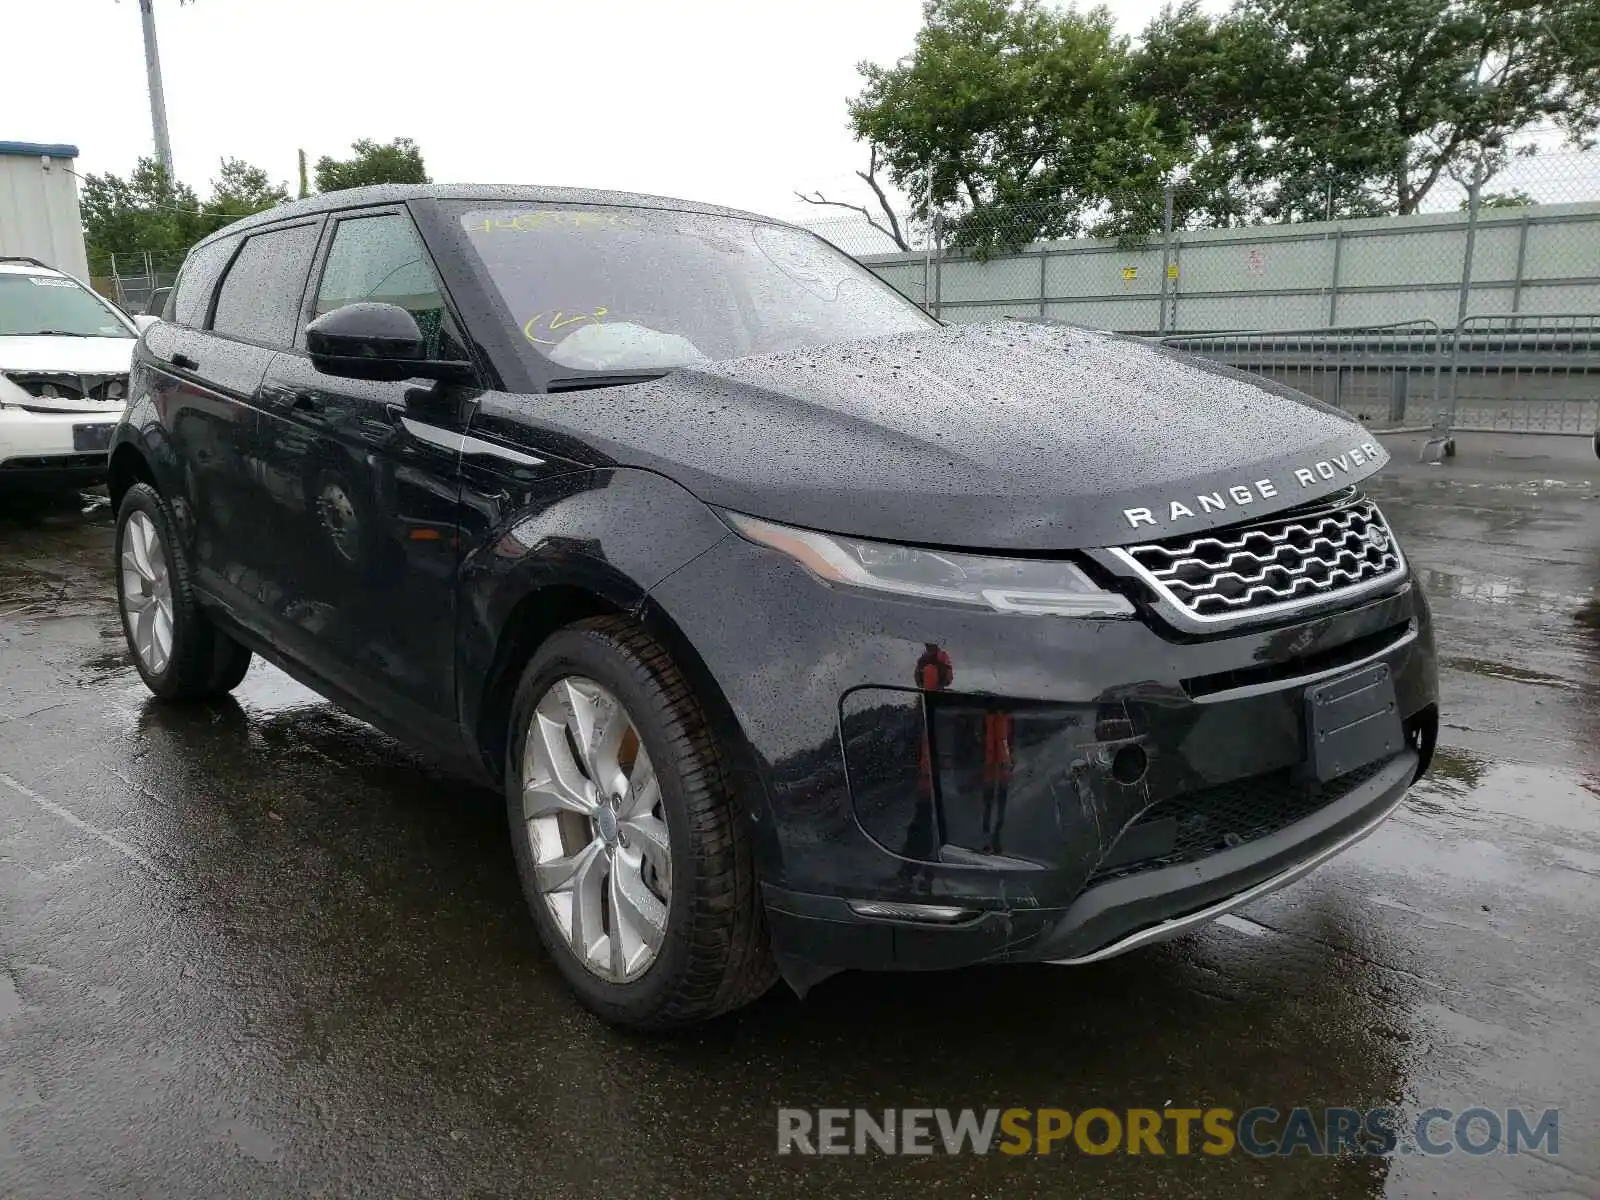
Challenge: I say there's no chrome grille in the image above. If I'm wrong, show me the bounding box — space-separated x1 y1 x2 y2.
1110 493 1405 626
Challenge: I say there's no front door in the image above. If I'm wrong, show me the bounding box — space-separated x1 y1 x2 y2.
256 209 476 731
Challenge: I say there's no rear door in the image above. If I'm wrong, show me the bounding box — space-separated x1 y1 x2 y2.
138 222 320 618
255 207 476 730
138 236 240 585
188 221 322 620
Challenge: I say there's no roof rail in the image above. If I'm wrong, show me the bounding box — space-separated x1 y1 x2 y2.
0 256 52 269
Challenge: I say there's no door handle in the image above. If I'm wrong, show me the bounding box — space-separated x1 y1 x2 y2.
171 352 199 371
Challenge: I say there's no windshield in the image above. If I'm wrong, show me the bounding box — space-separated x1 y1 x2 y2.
0 272 134 338
456 204 934 373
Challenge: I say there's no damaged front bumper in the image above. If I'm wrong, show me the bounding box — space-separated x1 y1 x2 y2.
761 749 1415 975
645 528 1438 992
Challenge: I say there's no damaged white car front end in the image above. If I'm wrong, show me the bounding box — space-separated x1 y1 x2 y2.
0 262 141 488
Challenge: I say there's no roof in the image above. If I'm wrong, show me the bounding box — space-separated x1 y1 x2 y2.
194 183 787 248
0 141 80 159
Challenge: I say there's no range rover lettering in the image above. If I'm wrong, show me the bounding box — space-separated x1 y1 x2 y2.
108 185 1438 1029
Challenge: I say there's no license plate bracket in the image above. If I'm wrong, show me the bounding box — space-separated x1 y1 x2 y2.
1304 663 1403 782
72 423 113 453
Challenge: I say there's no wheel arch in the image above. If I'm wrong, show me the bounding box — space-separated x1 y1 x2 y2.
108 442 159 512
469 577 765 830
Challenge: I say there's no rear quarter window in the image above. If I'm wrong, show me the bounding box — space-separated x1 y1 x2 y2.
171 236 239 328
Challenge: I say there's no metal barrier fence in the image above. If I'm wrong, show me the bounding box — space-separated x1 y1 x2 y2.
1158 315 1600 435
1445 314 1600 435
1160 322 1446 430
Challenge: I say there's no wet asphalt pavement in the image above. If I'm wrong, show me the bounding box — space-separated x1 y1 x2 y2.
2 433 1597 1199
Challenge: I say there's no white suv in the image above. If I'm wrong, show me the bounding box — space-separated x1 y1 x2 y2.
1 256 145 489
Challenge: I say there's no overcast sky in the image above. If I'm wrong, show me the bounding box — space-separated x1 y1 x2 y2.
9 0 1192 222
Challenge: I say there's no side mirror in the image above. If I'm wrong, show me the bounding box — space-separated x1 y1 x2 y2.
306 302 473 383
133 314 159 332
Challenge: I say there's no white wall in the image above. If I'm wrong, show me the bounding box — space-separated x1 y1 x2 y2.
0 147 90 280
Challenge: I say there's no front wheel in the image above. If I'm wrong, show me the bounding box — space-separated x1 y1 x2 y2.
505 617 775 1029
115 482 252 701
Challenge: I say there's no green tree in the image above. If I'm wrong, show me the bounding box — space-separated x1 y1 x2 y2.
849 0 1597 246
313 138 430 193
1463 188 1537 209
849 0 1170 252
1131 3 1330 227
80 157 207 272
80 155 290 274
1239 0 1599 218
201 157 291 224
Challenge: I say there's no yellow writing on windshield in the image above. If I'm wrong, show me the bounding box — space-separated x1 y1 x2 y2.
523 307 609 344
472 211 636 234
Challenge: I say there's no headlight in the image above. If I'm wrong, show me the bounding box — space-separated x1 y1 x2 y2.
725 513 1135 618
0 374 27 409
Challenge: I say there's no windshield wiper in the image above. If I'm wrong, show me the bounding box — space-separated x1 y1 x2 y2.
7 329 94 337
546 371 672 393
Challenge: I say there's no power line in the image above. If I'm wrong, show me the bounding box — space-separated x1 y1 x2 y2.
57 163 251 224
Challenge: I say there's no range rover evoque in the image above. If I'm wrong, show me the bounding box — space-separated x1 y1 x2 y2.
108 185 1438 1029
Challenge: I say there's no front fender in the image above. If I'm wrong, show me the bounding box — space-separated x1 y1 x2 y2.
109 371 186 520
454 464 733 761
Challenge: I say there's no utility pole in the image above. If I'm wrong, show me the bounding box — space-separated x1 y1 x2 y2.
137 0 175 181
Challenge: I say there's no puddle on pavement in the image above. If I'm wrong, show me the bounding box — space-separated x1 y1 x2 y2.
1419 567 1594 615
1439 656 1580 690
0 564 72 613
1409 745 1600 837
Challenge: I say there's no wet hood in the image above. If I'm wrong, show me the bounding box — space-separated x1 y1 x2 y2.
496 321 1390 551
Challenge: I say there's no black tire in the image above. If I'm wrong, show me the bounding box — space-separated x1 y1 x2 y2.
115 482 252 701
505 616 775 1029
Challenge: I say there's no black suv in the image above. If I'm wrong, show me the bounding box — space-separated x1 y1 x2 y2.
109 185 1437 1028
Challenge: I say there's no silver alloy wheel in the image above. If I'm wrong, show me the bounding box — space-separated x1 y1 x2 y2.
521 676 671 982
120 510 174 675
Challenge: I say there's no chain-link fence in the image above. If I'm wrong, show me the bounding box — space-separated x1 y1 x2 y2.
85 249 185 315
807 148 1600 434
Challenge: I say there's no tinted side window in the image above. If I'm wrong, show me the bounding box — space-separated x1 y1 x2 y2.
211 224 320 347
314 214 465 359
171 236 238 328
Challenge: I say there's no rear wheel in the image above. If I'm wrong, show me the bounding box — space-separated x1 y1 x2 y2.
115 483 252 701
505 616 775 1028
